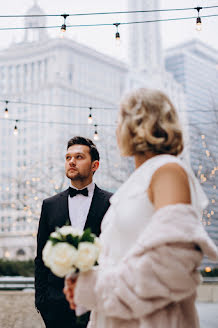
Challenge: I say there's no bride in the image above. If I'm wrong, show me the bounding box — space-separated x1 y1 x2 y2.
64 88 218 328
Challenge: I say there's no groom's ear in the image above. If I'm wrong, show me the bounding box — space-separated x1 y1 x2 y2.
92 160 99 173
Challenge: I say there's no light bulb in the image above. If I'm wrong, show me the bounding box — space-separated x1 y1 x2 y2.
88 107 93 124
94 125 99 141
4 251 10 258
94 132 99 141
13 125 18 136
115 32 121 46
60 24 66 38
114 23 121 47
4 108 8 118
88 114 93 124
4 100 9 118
60 14 68 38
196 17 202 31
205 266 212 273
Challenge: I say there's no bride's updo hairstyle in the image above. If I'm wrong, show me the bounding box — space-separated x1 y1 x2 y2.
118 88 184 156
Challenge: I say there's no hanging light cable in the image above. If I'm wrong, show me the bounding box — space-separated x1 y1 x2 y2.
60 14 69 37
195 6 202 31
0 11 218 31
93 124 99 141
88 107 93 124
4 100 9 118
114 23 121 46
13 120 18 135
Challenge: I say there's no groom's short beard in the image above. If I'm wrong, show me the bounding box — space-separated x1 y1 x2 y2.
66 170 91 182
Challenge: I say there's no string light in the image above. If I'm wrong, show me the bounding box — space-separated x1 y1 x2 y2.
0 115 217 140
0 13 217 32
88 107 93 124
196 7 202 31
4 100 9 118
1 117 116 130
197 132 218 226
60 14 69 37
0 98 218 113
13 120 18 136
1 6 218 19
0 99 115 111
114 23 121 46
94 124 99 141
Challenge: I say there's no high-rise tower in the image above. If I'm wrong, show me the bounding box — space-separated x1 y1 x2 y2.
165 40 218 268
128 0 163 72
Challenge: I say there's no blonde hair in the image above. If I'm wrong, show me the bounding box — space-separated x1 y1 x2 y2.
118 88 184 156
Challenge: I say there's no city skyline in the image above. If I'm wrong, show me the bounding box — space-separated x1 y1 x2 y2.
0 0 217 63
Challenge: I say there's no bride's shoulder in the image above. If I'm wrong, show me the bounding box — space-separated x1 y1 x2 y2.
137 154 185 181
152 160 188 179
149 160 191 209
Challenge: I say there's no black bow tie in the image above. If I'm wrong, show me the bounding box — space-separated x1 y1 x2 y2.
69 187 88 198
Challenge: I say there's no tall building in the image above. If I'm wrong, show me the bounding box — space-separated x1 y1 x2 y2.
127 0 188 142
128 0 163 72
0 2 187 259
165 39 218 268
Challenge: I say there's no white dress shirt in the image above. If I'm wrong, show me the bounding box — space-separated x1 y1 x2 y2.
68 181 95 230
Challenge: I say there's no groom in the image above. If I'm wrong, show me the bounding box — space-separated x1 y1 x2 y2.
35 136 112 328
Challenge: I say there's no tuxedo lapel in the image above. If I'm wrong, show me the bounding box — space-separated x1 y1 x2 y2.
84 185 104 234
58 188 70 227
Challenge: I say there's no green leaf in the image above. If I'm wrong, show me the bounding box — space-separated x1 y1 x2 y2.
79 228 95 243
66 234 80 249
49 236 62 245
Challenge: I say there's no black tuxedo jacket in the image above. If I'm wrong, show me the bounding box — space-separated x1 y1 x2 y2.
34 185 112 326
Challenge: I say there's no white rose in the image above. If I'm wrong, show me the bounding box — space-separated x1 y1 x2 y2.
50 231 60 238
49 242 78 278
42 240 53 268
58 226 82 236
75 242 98 272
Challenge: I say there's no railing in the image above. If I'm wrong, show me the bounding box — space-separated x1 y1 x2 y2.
202 277 218 284
0 276 34 290
0 276 218 290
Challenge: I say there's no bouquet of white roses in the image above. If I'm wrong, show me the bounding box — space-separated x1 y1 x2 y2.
42 226 101 278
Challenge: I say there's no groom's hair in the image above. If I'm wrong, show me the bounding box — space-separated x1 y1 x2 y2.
67 136 100 162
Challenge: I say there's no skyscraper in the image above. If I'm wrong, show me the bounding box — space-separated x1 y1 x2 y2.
128 0 163 72
165 39 218 268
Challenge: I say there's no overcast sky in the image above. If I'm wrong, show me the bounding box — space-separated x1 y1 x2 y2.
0 0 218 61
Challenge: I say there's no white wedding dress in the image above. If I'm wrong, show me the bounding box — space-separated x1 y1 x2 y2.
94 154 208 328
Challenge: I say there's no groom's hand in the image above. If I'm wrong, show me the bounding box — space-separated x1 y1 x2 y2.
63 276 77 310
